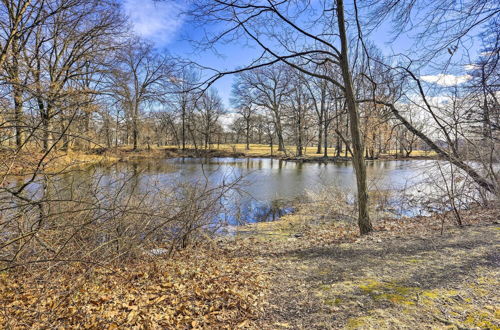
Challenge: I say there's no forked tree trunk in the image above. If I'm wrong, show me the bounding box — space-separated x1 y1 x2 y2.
336 0 373 234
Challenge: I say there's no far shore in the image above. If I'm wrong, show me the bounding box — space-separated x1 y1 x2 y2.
0 144 438 176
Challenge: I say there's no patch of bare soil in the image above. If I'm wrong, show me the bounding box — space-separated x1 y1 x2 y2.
237 208 500 329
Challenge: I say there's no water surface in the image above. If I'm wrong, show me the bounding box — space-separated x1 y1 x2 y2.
84 157 436 223
8 157 440 225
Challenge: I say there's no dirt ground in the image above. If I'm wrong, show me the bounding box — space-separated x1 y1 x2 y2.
236 208 500 329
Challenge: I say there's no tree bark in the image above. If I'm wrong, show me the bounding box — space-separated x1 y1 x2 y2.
336 0 373 234
324 118 329 157
11 37 23 149
297 110 303 156
246 117 250 150
181 104 186 150
275 113 285 151
317 117 323 154
13 83 23 148
132 102 139 150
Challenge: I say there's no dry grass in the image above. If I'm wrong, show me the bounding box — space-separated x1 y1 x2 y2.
0 148 118 176
162 144 437 159
1 179 497 329
0 143 437 177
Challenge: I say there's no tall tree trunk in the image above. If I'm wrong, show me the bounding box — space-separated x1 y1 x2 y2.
336 0 373 234
83 111 91 150
297 111 303 156
181 104 186 150
205 117 210 149
246 117 250 150
132 102 139 150
115 111 119 148
344 117 349 158
335 116 342 157
11 37 23 149
324 119 329 157
39 99 51 152
274 108 285 151
188 124 198 150
132 122 138 150
13 84 23 148
317 116 323 154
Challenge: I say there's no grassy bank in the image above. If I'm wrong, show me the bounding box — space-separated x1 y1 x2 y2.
0 148 119 176
0 143 437 176
160 144 436 160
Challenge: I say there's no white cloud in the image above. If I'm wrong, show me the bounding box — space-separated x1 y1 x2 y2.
464 64 480 71
420 74 472 87
480 50 497 57
123 0 186 45
219 112 238 129
406 94 452 107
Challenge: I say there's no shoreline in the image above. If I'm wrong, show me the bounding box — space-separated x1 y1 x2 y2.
99 145 439 164
0 144 439 176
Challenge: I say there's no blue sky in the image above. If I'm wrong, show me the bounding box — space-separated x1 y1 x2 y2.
123 0 258 108
123 0 480 108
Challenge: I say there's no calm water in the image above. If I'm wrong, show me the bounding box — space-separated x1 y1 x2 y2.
8 157 442 226
63 157 435 224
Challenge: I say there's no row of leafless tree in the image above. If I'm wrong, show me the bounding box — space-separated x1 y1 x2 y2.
0 0 226 154
229 62 425 159
0 1 452 160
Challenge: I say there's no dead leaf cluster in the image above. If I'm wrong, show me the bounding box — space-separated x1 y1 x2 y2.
0 246 267 329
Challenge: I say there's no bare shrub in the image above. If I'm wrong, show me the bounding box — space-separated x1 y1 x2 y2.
0 167 242 271
301 183 396 225
393 160 498 224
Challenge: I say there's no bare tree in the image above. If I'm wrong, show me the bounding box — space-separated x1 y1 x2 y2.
171 66 199 150
110 39 173 150
357 0 499 194
233 65 292 152
231 75 259 150
196 88 225 149
289 72 313 156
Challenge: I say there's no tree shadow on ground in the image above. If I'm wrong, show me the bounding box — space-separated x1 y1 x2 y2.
260 224 499 290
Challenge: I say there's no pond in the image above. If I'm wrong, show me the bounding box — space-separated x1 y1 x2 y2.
5 157 448 228
52 157 437 224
